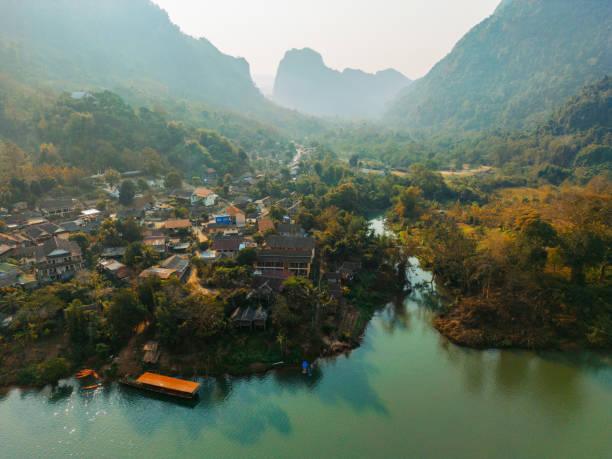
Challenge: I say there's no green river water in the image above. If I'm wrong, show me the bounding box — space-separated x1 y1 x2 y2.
1 218 611 458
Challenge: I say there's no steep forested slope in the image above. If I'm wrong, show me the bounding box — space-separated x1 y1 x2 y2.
0 0 322 132
387 0 612 131
273 48 410 118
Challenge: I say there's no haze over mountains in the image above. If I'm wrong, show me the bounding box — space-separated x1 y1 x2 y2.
387 0 612 131
273 48 411 118
0 0 316 131
0 0 609 135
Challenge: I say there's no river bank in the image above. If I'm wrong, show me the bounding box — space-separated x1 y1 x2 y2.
2 243 611 457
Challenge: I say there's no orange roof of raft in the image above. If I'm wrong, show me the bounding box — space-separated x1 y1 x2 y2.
136 372 200 394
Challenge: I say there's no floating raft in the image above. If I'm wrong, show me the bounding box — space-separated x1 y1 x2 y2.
122 372 200 399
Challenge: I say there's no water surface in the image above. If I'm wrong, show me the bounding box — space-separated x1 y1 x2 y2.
1 218 611 458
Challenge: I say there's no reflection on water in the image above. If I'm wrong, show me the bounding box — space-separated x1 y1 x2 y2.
0 217 610 457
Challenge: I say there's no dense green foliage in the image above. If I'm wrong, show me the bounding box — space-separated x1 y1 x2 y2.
387 0 612 131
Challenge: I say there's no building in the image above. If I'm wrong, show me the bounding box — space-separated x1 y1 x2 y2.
22 222 69 243
38 198 80 218
143 236 167 255
138 267 177 281
276 223 303 236
98 259 131 283
257 218 275 234
32 237 84 282
160 255 190 281
163 219 191 234
191 187 217 206
211 237 242 258
225 206 246 227
169 189 193 203
256 236 315 277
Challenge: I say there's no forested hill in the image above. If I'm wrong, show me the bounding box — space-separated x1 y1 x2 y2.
273 48 410 118
386 0 612 132
0 0 319 131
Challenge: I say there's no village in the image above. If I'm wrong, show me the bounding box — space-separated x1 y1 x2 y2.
0 144 381 380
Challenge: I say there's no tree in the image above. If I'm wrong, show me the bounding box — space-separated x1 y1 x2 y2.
349 154 359 168
165 170 182 190
236 247 257 266
104 168 121 188
123 242 156 270
69 233 89 252
107 289 145 342
119 180 135 205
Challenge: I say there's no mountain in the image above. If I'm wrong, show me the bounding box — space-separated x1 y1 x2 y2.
0 0 323 133
273 48 410 118
387 0 612 131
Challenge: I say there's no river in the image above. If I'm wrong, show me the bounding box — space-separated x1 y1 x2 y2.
1 217 611 457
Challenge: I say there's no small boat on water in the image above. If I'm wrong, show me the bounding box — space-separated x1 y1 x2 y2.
83 384 99 390
121 372 200 399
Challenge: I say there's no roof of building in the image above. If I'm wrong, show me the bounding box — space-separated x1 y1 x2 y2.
225 205 245 216
143 236 166 245
101 247 127 258
163 219 191 230
136 372 200 395
257 249 314 264
170 189 193 199
265 235 315 250
27 237 82 263
81 209 100 217
192 187 214 198
160 255 189 273
257 219 275 233
139 267 176 280
212 238 241 251
276 223 302 235
39 198 78 210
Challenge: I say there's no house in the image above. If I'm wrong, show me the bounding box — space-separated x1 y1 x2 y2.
163 219 191 234
276 223 303 236
143 236 167 255
169 189 193 203
100 247 127 259
31 237 84 282
257 218 275 234
256 236 316 277
22 222 68 243
38 198 80 218
0 262 20 288
191 187 217 206
160 255 190 281
256 249 314 277
98 259 131 283
0 244 15 261
264 235 315 251
254 196 273 213
206 221 235 235
225 206 246 227
339 260 362 281
138 267 177 280
231 306 268 330
203 168 217 183
211 237 242 258
252 269 292 292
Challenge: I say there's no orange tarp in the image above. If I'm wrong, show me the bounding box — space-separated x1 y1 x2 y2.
136 372 200 394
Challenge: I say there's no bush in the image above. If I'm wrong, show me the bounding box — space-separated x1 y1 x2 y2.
17 357 71 386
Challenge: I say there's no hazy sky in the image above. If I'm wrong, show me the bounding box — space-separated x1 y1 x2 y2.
151 0 500 89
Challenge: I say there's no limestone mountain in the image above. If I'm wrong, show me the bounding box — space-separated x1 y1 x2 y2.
387 0 612 131
273 48 410 118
